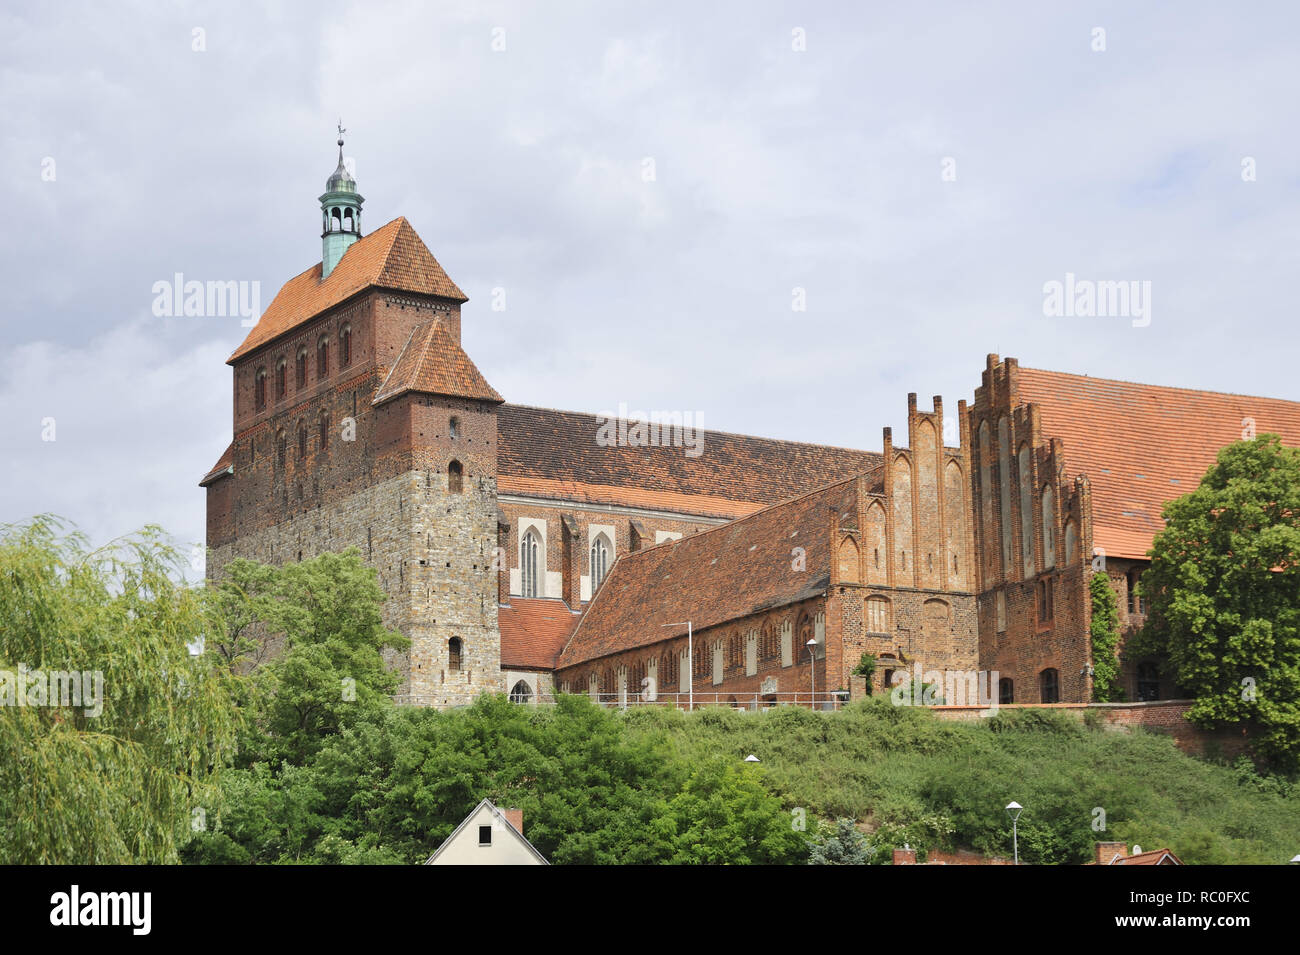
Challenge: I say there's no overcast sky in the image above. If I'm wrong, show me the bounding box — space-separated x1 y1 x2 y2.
3 0 1298 560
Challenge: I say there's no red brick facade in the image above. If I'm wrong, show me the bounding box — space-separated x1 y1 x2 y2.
203 188 1300 714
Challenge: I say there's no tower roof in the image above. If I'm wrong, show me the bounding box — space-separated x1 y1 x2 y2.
373 318 503 405
324 125 358 194
228 216 467 364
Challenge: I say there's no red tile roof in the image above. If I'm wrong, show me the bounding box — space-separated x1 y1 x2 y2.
497 404 881 513
1089 847 1183 865
228 217 466 364
200 442 234 486
496 475 765 521
556 475 868 668
499 598 581 669
1019 367 1300 559
373 320 503 406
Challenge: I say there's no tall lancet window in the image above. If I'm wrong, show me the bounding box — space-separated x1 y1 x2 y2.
520 530 540 598
590 534 611 593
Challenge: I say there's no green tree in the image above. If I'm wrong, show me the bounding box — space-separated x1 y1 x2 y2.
220 550 410 766
1133 435 1300 769
1089 572 1123 702
653 759 807 864
0 516 242 863
808 818 869 864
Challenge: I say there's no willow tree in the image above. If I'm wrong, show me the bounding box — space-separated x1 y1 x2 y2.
0 516 242 863
1134 435 1300 770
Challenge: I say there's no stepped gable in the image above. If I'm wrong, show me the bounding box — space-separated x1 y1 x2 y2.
497 403 881 514
1018 367 1300 559
228 217 466 363
557 473 875 667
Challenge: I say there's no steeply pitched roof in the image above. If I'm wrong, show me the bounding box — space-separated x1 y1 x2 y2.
497 404 881 515
499 598 581 670
228 217 467 364
556 475 868 668
373 320 503 405
424 798 549 865
1018 368 1300 559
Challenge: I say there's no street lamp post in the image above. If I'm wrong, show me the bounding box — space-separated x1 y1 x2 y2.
1006 801 1024 865
662 621 693 710
806 637 818 710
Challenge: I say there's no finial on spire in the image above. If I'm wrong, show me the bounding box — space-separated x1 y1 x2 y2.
337 119 346 158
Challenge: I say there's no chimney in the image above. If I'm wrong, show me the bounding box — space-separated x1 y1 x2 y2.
497 510 511 605
560 514 581 608
1095 841 1127 865
892 844 917 865
502 808 524 836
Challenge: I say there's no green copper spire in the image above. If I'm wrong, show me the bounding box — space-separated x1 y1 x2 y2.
319 121 364 279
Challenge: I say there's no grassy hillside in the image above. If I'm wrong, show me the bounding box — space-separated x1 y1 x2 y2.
622 700 1299 865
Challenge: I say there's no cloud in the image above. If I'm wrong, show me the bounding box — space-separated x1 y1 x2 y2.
4 0 1300 545
0 319 230 556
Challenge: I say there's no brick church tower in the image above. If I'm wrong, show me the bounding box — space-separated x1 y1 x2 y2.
202 133 505 705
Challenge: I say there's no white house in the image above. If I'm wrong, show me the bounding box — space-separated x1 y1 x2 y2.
424 798 549 865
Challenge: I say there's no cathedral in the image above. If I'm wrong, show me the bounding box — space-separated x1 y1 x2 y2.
201 144 1300 709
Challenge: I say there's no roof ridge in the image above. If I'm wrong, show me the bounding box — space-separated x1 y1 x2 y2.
613 470 867 566
500 402 884 457
1022 365 1300 406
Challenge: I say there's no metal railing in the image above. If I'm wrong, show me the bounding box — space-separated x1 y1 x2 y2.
393 691 852 711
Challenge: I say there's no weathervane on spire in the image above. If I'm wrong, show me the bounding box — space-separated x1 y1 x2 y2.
337 119 346 160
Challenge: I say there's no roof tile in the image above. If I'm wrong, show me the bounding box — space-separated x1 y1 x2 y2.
1019 368 1300 559
228 217 466 364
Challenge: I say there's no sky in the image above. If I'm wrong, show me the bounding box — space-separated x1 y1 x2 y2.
3 0 1298 558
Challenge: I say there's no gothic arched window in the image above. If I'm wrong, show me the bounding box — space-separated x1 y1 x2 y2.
319 413 330 452
590 533 611 592
297 422 307 459
276 359 287 400
340 324 352 367
448 637 462 672
509 680 532 704
296 347 308 389
255 368 267 410
448 460 463 494
520 529 540 598
317 336 329 380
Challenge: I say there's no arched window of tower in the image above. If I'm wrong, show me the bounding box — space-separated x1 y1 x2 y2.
448 460 463 494
448 637 463 672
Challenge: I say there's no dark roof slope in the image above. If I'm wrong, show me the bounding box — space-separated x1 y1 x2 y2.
497 404 880 513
